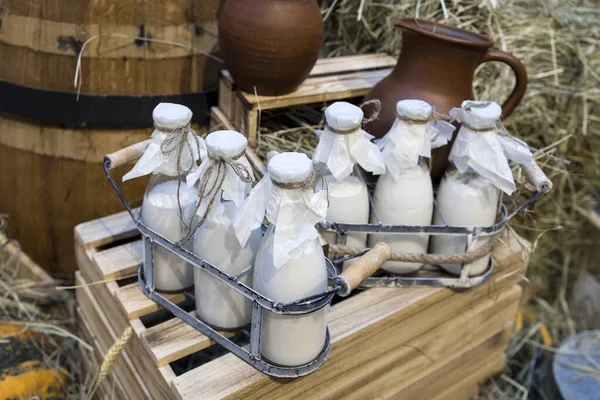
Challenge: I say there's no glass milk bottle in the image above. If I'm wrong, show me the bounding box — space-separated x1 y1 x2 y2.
430 100 532 276
369 100 453 274
431 171 500 275
235 152 329 366
312 102 385 261
123 103 204 292
189 130 261 330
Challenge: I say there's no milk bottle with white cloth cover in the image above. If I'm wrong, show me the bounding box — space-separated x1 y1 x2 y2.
368 99 454 274
234 152 329 366
430 100 532 276
123 103 205 292
185 130 261 330
312 102 385 263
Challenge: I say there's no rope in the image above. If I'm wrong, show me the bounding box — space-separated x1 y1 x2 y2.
271 165 329 205
180 150 252 243
156 123 202 233
329 237 497 265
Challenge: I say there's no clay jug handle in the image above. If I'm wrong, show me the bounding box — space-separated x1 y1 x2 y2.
480 49 528 117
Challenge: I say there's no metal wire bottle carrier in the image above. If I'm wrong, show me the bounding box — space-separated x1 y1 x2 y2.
320 161 551 289
103 141 392 378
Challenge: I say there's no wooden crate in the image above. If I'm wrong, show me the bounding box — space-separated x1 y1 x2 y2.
75 210 529 399
217 53 397 146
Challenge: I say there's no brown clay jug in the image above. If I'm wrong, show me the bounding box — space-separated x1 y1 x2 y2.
363 18 527 182
218 0 324 96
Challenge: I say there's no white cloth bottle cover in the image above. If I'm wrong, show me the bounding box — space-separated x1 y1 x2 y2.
312 101 385 181
377 99 455 180
185 130 254 230
449 100 532 195
123 102 206 181
234 152 328 269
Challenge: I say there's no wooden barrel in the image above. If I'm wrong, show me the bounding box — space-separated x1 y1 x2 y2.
0 1 221 275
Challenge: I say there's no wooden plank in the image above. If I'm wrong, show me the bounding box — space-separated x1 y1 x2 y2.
172 235 526 399
78 308 129 400
76 272 152 399
77 272 177 400
115 282 187 320
340 291 517 399
0 232 54 283
129 319 179 400
309 53 396 77
209 107 236 131
430 357 498 400
218 71 236 121
141 310 235 368
381 335 508 400
176 283 520 400
239 68 391 110
92 239 143 281
74 208 139 251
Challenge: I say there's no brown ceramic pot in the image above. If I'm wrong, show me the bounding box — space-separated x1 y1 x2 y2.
218 0 324 96
363 18 527 182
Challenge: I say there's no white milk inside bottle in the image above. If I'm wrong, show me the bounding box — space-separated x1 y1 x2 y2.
368 99 452 274
246 152 329 366
320 174 369 249
312 102 385 266
191 130 261 330
124 102 204 292
429 100 531 276
430 172 499 276
369 161 433 273
141 176 197 292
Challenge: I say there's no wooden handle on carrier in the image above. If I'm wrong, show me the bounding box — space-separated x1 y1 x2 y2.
522 159 552 192
104 139 151 170
333 242 392 297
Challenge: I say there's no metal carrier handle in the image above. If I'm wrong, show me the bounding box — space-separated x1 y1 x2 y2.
102 141 391 378
334 243 392 296
105 139 151 170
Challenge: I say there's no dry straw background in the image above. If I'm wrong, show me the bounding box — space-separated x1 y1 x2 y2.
0 0 598 398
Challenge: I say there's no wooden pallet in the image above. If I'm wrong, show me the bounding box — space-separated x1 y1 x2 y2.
75 209 529 399
217 53 396 146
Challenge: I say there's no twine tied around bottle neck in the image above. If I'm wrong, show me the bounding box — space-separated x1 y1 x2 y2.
459 121 509 136
325 100 382 135
180 149 252 244
156 122 203 233
396 108 450 143
270 165 330 205
396 107 450 125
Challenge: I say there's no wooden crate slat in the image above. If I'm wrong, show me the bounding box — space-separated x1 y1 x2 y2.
309 53 396 77
141 310 233 368
74 208 139 250
76 272 152 399
380 332 508 400
338 288 518 399
430 355 500 400
171 236 525 399
239 68 391 111
92 239 143 280
173 274 521 400
78 307 130 400
209 106 236 131
115 282 186 320
77 271 177 399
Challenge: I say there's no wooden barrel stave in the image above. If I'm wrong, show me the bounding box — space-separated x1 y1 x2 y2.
0 0 220 273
